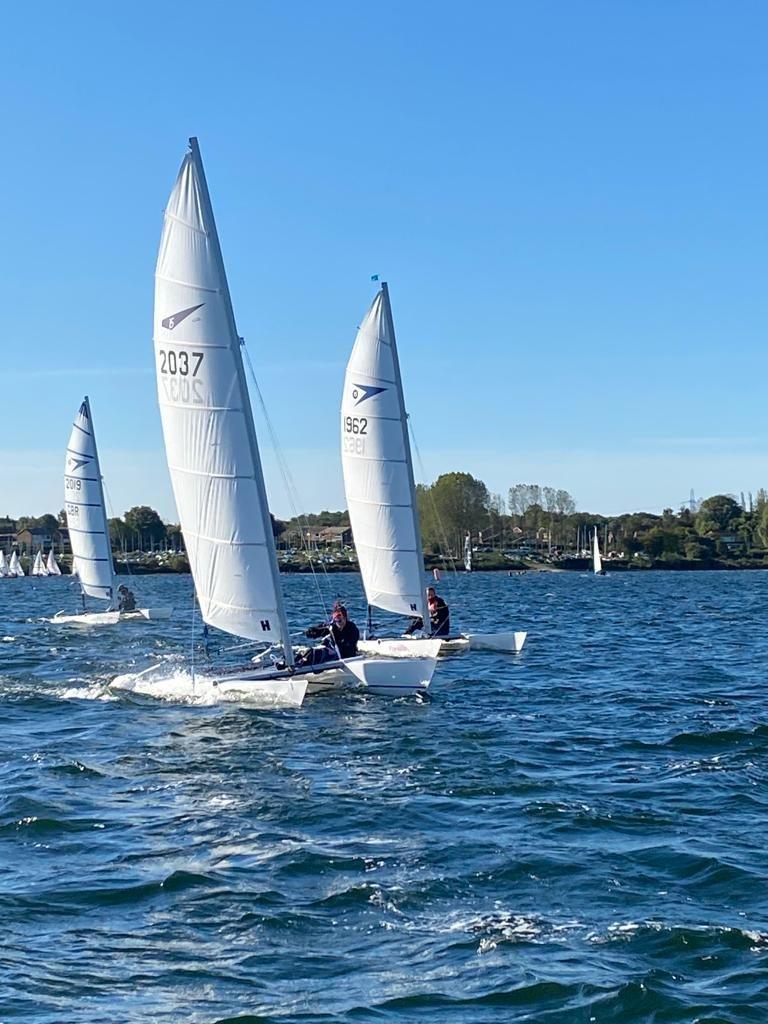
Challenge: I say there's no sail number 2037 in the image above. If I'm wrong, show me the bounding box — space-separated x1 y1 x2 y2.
158 350 204 376
158 349 205 405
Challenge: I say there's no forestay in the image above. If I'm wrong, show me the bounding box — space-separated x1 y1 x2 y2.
64 399 115 604
154 138 289 648
341 286 427 624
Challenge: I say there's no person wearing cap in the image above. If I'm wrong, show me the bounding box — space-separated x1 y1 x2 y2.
297 604 360 665
117 584 136 612
404 586 450 637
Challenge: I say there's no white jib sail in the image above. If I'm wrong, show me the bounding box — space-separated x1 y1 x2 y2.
32 550 47 576
0 551 8 576
9 552 24 577
64 398 116 605
154 138 290 653
46 549 62 575
341 285 428 624
592 527 603 574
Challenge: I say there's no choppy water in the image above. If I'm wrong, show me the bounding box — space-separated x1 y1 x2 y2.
1 569 767 1023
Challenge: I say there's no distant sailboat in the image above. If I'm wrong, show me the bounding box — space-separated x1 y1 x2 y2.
464 532 473 573
9 551 24 577
54 398 172 625
0 551 8 577
592 527 607 576
347 285 526 658
31 549 48 576
46 548 62 575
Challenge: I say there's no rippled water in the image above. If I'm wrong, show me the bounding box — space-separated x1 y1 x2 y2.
1 570 767 1023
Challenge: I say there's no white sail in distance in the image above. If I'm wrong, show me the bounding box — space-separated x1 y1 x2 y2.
464 533 472 572
46 549 62 575
592 527 603 574
64 398 116 605
9 552 24 577
32 550 48 576
154 138 290 652
341 285 428 624
0 551 8 577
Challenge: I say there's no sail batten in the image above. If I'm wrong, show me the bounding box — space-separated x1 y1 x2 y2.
64 398 115 605
153 139 290 651
341 286 427 623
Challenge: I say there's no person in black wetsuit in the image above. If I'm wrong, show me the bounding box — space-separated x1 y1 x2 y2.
297 604 360 666
404 586 451 637
117 584 136 612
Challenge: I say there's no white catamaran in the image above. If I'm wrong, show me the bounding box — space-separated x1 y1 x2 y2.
129 138 435 704
346 285 527 658
55 398 172 625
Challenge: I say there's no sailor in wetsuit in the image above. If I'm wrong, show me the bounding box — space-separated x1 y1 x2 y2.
404 586 451 637
117 584 136 612
297 604 360 666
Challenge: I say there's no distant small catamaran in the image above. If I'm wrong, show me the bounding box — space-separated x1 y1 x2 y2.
53 398 172 625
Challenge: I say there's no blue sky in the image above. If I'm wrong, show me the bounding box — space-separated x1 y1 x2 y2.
2 1 767 521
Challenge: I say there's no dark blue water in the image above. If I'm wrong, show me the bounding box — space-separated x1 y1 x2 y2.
1 570 767 1023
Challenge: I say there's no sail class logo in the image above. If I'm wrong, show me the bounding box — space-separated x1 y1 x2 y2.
68 455 90 472
352 383 387 406
162 303 205 330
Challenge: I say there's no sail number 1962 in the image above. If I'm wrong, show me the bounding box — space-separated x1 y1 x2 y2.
343 416 367 435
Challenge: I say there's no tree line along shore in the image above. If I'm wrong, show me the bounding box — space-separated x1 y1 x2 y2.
3 476 768 575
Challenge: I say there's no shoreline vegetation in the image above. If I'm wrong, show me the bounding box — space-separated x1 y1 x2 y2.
4 477 768 575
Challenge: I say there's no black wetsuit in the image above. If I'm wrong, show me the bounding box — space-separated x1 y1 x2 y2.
118 590 136 612
404 598 451 637
299 619 360 665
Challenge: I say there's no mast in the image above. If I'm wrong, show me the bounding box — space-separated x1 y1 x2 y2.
380 282 429 628
187 139 293 666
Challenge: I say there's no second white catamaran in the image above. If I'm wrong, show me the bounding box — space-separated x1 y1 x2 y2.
345 285 527 658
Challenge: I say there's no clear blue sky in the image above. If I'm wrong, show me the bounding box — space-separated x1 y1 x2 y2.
3 1 767 521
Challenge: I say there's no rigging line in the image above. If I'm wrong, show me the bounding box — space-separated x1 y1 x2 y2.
101 478 133 581
408 418 459 577
241 339 333 620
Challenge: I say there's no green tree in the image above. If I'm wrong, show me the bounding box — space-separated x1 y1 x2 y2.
419 473 489 552
695 495 741 537
123 506 166 545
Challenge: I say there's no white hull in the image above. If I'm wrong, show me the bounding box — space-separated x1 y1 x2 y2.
110 662 307 708
357 637 443 659
358 631 527 656
52 606 173 626
463 630 527 652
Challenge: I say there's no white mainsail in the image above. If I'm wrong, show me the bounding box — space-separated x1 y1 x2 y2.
0 551 7 577
64 399 116 605
32 550 48 576
9 552 24 577
592 527 603 574
464 532 472 572
341 285 428 625
46 549 62 575
154 138 291 655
